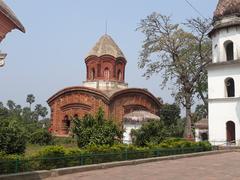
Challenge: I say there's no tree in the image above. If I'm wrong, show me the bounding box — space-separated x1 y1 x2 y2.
159 104 181 127
0 119 27 154
72 108 123 148
26 94 35 110
34 104 48 120
6 100 16 111
137 13 212 139
131 120 169 146
29 129 54 146
159 103 184 137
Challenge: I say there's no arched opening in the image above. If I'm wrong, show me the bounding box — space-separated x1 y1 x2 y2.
90 68 95 80
224 41 234 61
104 67 110 80
225 78 235 97
117 70 122 81
226 121 235 144
201 132 208 141
63 115 71 134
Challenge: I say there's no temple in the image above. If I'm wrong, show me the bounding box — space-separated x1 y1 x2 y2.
47 34 162 138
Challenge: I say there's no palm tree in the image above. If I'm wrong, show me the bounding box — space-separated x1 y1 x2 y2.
26 94 35 110
6 100 16 110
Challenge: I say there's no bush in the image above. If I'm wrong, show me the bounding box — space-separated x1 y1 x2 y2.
54 137 76 145
0 141 212 174
131 120 169 146
36 146 66 169
147 138 212 151
72 108 123 148
29 129 54 146
0 120 27 154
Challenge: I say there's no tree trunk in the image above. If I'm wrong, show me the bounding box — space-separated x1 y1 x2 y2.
183 94 194 139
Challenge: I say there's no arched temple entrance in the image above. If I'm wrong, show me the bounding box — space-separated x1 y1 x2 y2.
226 121 235 143
63 115 71 134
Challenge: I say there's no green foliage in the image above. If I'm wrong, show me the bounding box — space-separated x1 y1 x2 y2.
159 103 184 137
0 119 27 154
54 137 77 145
131 120 169 146
147 138 212 151
36 145 65 157
0 97 49 146
0 141 212 174
72 108 123 148
26 94 35 110
159 104 180 127
193 104 208 122
29 129 54 146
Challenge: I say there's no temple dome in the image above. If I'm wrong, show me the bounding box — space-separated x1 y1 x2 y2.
86 34 125 59
214 0 240 21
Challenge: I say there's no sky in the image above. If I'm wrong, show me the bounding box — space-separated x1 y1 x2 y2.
0 0 218 113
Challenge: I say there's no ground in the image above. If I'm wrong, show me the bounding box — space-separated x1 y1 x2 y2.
46 152 240 180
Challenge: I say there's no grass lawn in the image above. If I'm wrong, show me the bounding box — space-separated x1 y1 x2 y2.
25 137 78 156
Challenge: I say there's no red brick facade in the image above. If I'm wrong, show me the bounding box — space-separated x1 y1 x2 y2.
86 55 126 82
48 87 161 136
47 34 161 136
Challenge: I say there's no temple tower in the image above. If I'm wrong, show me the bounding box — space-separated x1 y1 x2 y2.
83 34 128 90
208 0 240 145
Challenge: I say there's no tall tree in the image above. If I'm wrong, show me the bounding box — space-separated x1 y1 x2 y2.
137 13 212 139
6 100 16 111
26 94 35 110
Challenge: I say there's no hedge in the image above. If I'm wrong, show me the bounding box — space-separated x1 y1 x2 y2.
0 139 212 174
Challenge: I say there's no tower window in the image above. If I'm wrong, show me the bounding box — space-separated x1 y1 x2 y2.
224 41 234 61
97 64 101 77
117 70 122 81
225 78 235 97
104 68 110 80
90 68 95 80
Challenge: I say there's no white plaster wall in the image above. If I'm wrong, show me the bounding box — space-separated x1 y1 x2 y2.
208 64 240 99
123 123 141 144
83 80 128 90
212 26 240 63
208 99 240 145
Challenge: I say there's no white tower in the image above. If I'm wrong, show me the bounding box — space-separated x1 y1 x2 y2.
208 0 240 145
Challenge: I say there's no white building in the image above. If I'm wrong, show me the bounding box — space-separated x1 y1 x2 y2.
195 118 208 142
208 0 240 146
123 110 160 144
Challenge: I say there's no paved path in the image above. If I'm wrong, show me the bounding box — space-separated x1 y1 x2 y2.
46 152 240 180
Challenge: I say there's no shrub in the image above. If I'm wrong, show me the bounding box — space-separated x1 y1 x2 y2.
36 146 66 169
131 120 169 146
72 108 123 148
54 137 76 145
0 120 27 154
29 129 54 146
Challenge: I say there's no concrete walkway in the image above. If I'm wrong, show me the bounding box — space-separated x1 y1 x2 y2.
46 152 240 180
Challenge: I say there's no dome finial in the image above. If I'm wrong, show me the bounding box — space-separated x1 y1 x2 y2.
105 19 108 35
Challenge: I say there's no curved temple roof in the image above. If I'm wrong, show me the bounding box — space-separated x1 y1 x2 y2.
214 0 240 21
124 110 160 123
86 34 125 59
0 0 25 33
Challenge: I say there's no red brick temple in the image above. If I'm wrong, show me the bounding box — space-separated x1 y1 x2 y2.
47 34 162 136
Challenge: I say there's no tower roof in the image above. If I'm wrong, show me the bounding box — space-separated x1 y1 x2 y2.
214 0 240 21
86 34 125 59
0 0 25 33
